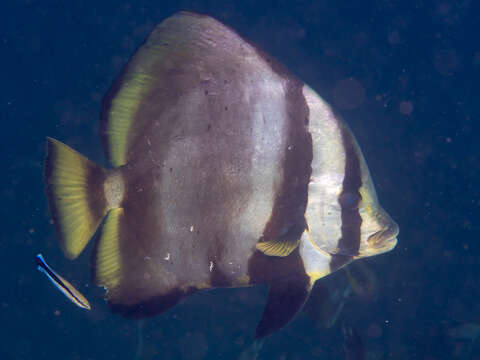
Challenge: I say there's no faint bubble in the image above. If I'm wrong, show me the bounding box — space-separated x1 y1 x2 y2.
388 29 403 45
354 32 369 46
399 101 413 115
436 2 451 16
296 27 306 39
397 71 410 91
333 78 366 110
324 47 336 57
434 49 460 76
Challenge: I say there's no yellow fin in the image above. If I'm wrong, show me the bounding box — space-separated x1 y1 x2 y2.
95 208 123 291
256 237 300 257
44 138 108 259
101 25 171 167
105 72 154 167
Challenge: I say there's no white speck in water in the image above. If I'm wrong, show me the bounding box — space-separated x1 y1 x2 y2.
164 253 170 261
209 261 214 272
190 225 194 232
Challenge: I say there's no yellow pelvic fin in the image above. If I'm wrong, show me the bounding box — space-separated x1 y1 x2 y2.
44 137 108 259
256 236 300 257
95 208 123 291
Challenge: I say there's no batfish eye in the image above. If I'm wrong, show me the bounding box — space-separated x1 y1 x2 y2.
338 192 361 209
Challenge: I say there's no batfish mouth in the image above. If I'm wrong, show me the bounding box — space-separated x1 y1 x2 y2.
367 220 399 253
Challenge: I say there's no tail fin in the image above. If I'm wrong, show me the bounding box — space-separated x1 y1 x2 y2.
44 137 108 259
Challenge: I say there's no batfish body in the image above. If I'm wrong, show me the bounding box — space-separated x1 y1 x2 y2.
44 12 398 338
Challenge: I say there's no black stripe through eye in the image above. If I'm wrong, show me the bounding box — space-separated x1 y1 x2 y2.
338 192 361 209
330 119 363 271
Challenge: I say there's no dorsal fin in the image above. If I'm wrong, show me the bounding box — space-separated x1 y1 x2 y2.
100 11 236 167
99 28 166 167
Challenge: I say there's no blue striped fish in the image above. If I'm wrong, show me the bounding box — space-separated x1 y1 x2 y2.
36 254 90 310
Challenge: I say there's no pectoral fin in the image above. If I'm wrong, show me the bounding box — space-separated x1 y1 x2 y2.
256 222 305 257
256 236 301 257
255 274 311 338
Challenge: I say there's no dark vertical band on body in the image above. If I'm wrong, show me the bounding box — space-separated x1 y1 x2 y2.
330 121 363 272
256 68 313 256
245 58 312 283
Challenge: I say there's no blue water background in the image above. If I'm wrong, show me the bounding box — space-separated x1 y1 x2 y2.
2 0 479 359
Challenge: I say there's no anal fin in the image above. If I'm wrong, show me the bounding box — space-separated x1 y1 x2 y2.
109 287 194 318
94 208 124 291
255 274 311 338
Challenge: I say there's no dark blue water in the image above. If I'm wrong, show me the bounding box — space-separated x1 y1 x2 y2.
2 1 479 359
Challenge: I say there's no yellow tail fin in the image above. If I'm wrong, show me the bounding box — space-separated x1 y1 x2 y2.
44 137 108 259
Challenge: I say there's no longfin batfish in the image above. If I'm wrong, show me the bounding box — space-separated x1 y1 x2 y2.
43 11 398 338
